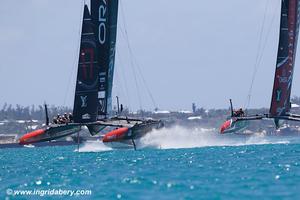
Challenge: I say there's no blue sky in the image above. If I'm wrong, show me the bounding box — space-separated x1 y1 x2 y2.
0 0 299 111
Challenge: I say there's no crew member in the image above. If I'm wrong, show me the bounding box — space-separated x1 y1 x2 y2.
52 117 58 124
56 114 61 124
233 108 245 117
120 104 123 113
68 113 73 122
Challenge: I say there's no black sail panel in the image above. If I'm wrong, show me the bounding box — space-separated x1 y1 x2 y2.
73 5 100 123
91 0 119 118
270 0 300 117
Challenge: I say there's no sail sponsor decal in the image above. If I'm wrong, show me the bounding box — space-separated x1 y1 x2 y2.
98 0 107 44
81 48 94 79
80 96 88 108
77 47 98 90
98 99 107 113
276 89 282 102
82 113 91 120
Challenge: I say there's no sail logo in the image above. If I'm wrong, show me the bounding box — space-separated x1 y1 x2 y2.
99 72 106 90
278 76 288 83
276 89 282 102
98 0 107 45
82 113 91 120
100 77 105 83
99 99 106 113
80 96 88 108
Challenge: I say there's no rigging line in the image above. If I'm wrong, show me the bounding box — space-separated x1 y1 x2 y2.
247 0 281 110
115 54 130 110
114 69 125 106
116 52 132 111
256 3 281 68
115 18 132 110
119 30 143 112
119 0 157 110
131 56 143 111
120 1 143 111
255 1 281 89
133 56 158 109
119 18 157 109
63 1 84 107
132 60 143 111
245 0 271 109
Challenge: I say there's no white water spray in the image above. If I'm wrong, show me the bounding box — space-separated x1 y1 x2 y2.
77 140 113 153
139 125 290 150
75 125 293 152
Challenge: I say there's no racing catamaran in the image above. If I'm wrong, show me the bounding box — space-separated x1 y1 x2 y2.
19 0 163 149
220 0 300 134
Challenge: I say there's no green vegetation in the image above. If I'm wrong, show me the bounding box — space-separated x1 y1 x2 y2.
1 96 300 135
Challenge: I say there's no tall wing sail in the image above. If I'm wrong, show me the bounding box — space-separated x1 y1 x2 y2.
73 5 100 123
91 0 119 118
270 0 300 117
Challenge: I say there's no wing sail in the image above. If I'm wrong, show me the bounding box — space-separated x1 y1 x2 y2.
73 5 100 123
270 0 300 118
91 0 119 118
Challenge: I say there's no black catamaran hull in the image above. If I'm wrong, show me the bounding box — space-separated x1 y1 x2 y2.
220 119 249 134
19 119 163 149
19 125 81 145
101 119 163 149
220 115 263 134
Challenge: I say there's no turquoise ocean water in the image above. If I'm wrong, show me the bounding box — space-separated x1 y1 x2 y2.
1 126 300 199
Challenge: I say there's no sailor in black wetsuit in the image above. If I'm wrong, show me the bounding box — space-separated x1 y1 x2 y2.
52 117 58 124
233 108 245 117
120 104 123 113
68 113 73 123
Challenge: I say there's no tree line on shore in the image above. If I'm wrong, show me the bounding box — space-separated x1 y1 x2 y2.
1 96 300 121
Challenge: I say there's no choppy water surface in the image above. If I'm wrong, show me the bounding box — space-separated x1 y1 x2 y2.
1 126 300 199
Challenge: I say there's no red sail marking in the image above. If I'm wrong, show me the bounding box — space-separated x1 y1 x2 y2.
102 127 129 143
270 0 299 117
81 48 94 80
19 129 46 145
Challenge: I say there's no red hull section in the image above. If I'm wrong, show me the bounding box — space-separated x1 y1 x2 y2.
220 120 232 134
102 127 129 143
19 125 81 145
19 129 46 145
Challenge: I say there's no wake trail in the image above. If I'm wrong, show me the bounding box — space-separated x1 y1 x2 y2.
139 125 293 150
75 125 298 152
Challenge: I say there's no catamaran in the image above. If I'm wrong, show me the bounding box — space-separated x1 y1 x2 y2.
19 0 163 149
220 0 300 134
